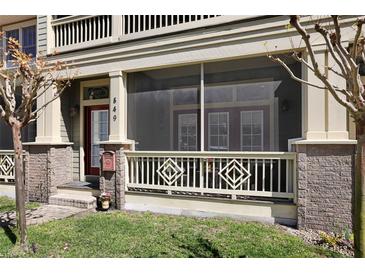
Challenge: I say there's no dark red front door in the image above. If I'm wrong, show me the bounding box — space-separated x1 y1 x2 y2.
85 105 109 176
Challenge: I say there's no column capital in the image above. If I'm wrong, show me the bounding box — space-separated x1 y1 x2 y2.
109 71 123 78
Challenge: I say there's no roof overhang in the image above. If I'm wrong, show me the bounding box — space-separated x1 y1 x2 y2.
0 15 36 27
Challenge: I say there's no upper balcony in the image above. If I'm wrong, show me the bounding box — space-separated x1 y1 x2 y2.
49 15 250 53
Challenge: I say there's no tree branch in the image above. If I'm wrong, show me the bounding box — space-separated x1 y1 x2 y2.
314 23 349 77
352 18 365 60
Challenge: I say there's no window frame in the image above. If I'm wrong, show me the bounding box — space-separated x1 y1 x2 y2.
1 19 37 67
208 111 229 151
240 110 264 151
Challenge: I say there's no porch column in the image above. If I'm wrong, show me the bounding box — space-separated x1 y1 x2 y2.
35 85 62 143
302 49 327 140
109 71 127 142
326 53 349 139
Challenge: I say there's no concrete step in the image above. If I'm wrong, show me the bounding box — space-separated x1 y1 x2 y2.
57 187 100 197
49 193 97 209
57 181 100 197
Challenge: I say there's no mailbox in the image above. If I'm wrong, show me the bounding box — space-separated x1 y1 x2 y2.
101 151 116 172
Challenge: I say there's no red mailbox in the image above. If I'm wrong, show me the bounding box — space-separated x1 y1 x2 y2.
101 151 116 172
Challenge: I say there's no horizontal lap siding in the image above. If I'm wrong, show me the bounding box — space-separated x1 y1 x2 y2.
37 15 48 55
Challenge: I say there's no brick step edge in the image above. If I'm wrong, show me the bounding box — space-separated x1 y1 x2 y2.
49 194 97 209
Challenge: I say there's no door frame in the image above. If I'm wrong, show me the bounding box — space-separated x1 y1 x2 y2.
84 105 109 176
79 79 110 182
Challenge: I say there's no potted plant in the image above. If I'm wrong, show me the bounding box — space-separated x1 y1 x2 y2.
99 192 112 210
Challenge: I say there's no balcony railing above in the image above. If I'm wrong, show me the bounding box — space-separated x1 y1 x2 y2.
50 15 223 52
52 15 112 49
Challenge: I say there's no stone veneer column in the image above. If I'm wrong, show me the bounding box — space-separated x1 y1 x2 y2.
295 144 355 232
99 143 127 209
24 144 73 203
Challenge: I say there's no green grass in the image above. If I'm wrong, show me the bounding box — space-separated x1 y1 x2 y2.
0 211 344 258
0 196 39 213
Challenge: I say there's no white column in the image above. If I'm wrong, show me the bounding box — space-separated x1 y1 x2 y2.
326 53 349 139
302 49 327 140
109 71 127 142
35 85 62 143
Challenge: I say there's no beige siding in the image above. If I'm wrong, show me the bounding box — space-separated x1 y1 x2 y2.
36 15 48 55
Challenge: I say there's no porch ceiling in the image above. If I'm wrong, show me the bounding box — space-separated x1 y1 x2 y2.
0 15 35 27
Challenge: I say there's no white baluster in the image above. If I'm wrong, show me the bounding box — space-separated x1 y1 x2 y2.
187 157 190 187
278 159 281 192
141 157 144 185
157 157 161 185
147 157 150 185
135 157 139 184
68 23 71 45
255 159 258 191
212 158 216 189
270 159 273 192
247 159 250 191
106 15 110 36
130 157 134 184
152 157 155 185
262 159 265 191
286 160 289 193
80 20 84 42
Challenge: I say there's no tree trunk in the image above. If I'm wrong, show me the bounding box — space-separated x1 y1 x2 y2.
12 124 27 249
355 126 365 257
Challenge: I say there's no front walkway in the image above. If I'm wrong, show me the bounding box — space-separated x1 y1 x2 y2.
0 205 91 227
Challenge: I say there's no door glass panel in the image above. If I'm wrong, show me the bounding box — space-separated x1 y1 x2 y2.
91 110 109 168
178 113 197 151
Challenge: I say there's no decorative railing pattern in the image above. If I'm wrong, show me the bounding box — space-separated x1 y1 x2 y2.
125 151 296 200
0 151 15 183
52 15 112 48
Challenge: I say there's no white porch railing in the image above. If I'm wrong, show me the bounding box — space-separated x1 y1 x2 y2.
121 15 219 35
0 150 15 183
125 151 297 201
52 15 113 48
51 15 221 52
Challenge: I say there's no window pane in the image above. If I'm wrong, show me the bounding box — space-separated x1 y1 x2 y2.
5 29 19 63
128 65 200 151
204 56 302 151
22 26 36 57
208 112 229 151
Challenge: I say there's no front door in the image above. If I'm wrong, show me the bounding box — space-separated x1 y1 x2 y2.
85 105 109 176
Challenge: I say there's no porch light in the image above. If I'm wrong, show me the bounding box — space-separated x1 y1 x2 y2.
70 104 80 117
281 99 290 112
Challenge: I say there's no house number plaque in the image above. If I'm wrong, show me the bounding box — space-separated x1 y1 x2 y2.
112 97 117 122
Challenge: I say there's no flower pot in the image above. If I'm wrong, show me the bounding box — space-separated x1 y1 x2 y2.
101 200 110 210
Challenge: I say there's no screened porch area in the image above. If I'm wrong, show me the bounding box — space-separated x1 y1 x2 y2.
124 55 302 203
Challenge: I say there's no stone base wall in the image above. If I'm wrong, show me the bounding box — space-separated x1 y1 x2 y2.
99 144 126 209
295 144 355 233
24 145 73 203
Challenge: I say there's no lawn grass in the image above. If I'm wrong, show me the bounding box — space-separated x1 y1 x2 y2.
0 210 344 258
0 196 39 213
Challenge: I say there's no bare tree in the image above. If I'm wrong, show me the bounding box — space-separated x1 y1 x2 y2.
0 32 72 249
267 15 365 257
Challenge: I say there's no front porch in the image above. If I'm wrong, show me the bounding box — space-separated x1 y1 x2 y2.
4 46 356 232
